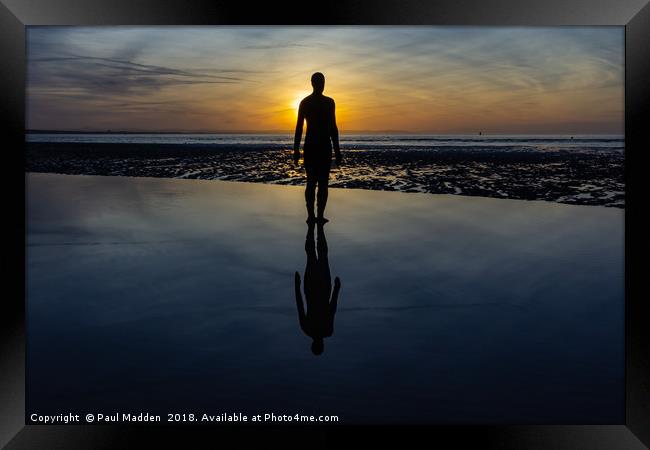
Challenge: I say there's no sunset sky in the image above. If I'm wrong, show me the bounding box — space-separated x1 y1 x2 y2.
27 26 624 134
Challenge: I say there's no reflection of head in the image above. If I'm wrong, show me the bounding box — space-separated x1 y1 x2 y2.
311 72 325 94
311 338 324 355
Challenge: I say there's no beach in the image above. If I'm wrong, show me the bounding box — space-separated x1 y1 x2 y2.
26 172 624 423
26 134 625 208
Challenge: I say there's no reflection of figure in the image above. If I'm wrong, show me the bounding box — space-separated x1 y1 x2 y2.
293 72 342 224
294 222 341 355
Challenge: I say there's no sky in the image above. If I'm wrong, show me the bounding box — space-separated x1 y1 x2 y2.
26 26 624 134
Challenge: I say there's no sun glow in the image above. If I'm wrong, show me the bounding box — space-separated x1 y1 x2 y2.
26 28 624 134
292 91 311 113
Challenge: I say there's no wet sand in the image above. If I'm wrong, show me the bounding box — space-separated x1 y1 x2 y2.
26 173 624 423
26 142 625 208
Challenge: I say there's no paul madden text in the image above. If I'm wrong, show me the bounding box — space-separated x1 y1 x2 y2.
29 412 340 424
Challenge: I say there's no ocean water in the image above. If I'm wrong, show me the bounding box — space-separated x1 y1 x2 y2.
26 133 624 153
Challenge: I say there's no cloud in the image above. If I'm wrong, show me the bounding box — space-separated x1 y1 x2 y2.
243 42 324 50
27 53 255 102
25 26 624 133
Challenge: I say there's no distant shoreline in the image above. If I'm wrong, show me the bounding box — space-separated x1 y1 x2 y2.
27 130 413 135
26 130 624 136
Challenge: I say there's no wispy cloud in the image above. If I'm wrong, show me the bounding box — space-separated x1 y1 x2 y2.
26 26 624 133
243 42 324 50
33 55 251 80
28 53 253 103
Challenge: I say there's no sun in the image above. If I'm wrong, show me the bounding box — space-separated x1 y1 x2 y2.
292 91 310 112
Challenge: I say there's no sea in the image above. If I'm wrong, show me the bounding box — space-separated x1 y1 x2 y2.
26 133 624 153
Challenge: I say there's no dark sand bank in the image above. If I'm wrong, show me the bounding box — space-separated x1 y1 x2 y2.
26 142 624 208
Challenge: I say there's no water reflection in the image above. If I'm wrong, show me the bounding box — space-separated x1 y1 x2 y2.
27 174 624 422
294 222 341 355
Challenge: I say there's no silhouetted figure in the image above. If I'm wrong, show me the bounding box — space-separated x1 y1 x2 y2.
294 222 341 355
293 72 342 224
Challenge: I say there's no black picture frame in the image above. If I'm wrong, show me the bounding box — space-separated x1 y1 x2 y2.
1 0 648 448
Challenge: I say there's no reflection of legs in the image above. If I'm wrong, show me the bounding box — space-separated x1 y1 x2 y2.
316 224 332 289
316 224 328 259
305 178 316 220
316 178 328 220
304 223 317 300
305 222 316 260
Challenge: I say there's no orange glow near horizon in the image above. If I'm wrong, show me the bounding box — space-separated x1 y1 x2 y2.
26 27 624 134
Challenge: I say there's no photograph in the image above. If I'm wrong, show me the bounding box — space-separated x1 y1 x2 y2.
1 0 648 447
24 25 625 424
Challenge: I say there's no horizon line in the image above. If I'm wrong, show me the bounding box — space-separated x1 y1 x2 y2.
26 129 624 136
